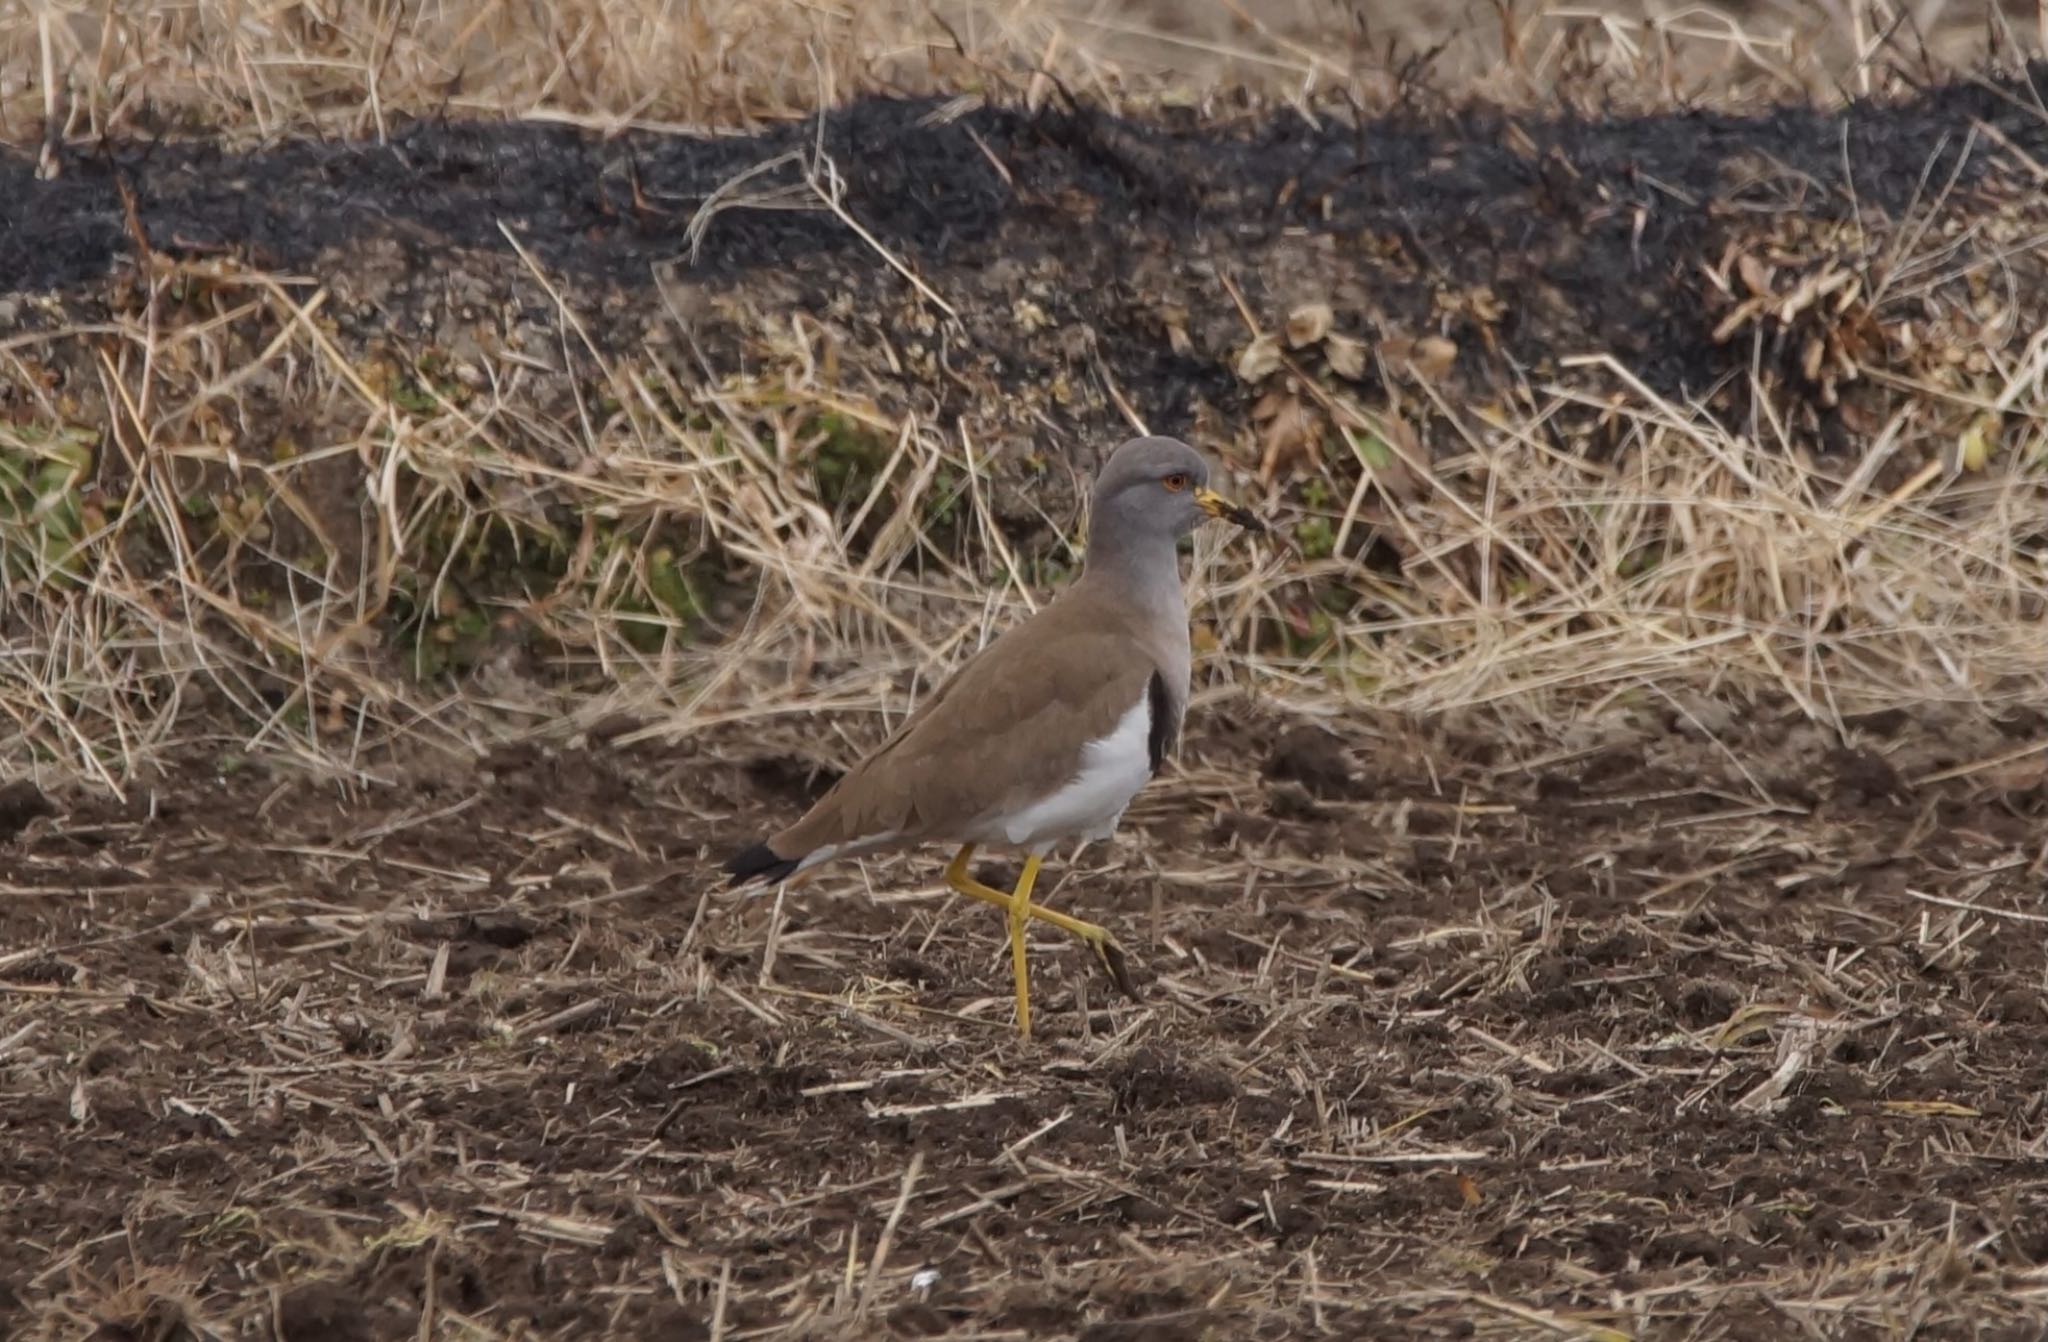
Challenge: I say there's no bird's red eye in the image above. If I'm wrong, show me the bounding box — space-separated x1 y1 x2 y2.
1162 473 1189 492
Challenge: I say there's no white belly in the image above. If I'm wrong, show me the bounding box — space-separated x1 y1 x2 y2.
989 695 1153 850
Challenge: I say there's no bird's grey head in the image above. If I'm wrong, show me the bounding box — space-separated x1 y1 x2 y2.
1087 436 1263 556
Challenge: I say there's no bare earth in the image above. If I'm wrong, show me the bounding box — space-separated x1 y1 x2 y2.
6 694 2048 1339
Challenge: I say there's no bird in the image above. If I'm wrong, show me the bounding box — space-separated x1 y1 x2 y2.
722 435 1264 1035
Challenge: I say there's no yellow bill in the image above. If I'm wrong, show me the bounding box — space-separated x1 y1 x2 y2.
1195 486 1265 533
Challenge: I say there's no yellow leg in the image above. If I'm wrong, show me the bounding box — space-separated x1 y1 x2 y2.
941 846 1137 1026
1008 855 1041 1036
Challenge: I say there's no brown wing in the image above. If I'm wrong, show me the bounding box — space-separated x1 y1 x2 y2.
771 593 1154 857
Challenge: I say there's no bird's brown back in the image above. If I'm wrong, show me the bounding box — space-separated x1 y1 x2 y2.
772 581 1179 858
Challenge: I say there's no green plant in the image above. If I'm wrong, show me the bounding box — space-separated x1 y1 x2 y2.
0 423 95 588
808 411 891 508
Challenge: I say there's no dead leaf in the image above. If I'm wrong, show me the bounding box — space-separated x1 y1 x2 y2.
1324 334 1367 381
1457 1173 1482 1208
1236 333 1282 382
1285 302 1334 348
1409 336 1458 381
1161 307 1193 357
1377 334 1457 381
1250 386 1290 423
1012 298 1052 333
1252 389 1322 487
1800 336 1826 382
1736 252 1775 298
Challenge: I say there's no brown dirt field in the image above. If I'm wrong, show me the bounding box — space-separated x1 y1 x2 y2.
6 697 2048 1340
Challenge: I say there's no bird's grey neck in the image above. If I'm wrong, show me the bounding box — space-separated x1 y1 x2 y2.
1079 531 1188 626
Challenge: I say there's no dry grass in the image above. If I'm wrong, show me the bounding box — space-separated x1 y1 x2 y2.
6 130 2048 787
5 0 2037 153
4 4 2043 795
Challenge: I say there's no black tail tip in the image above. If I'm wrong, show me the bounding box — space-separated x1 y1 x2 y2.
723 842 801 888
